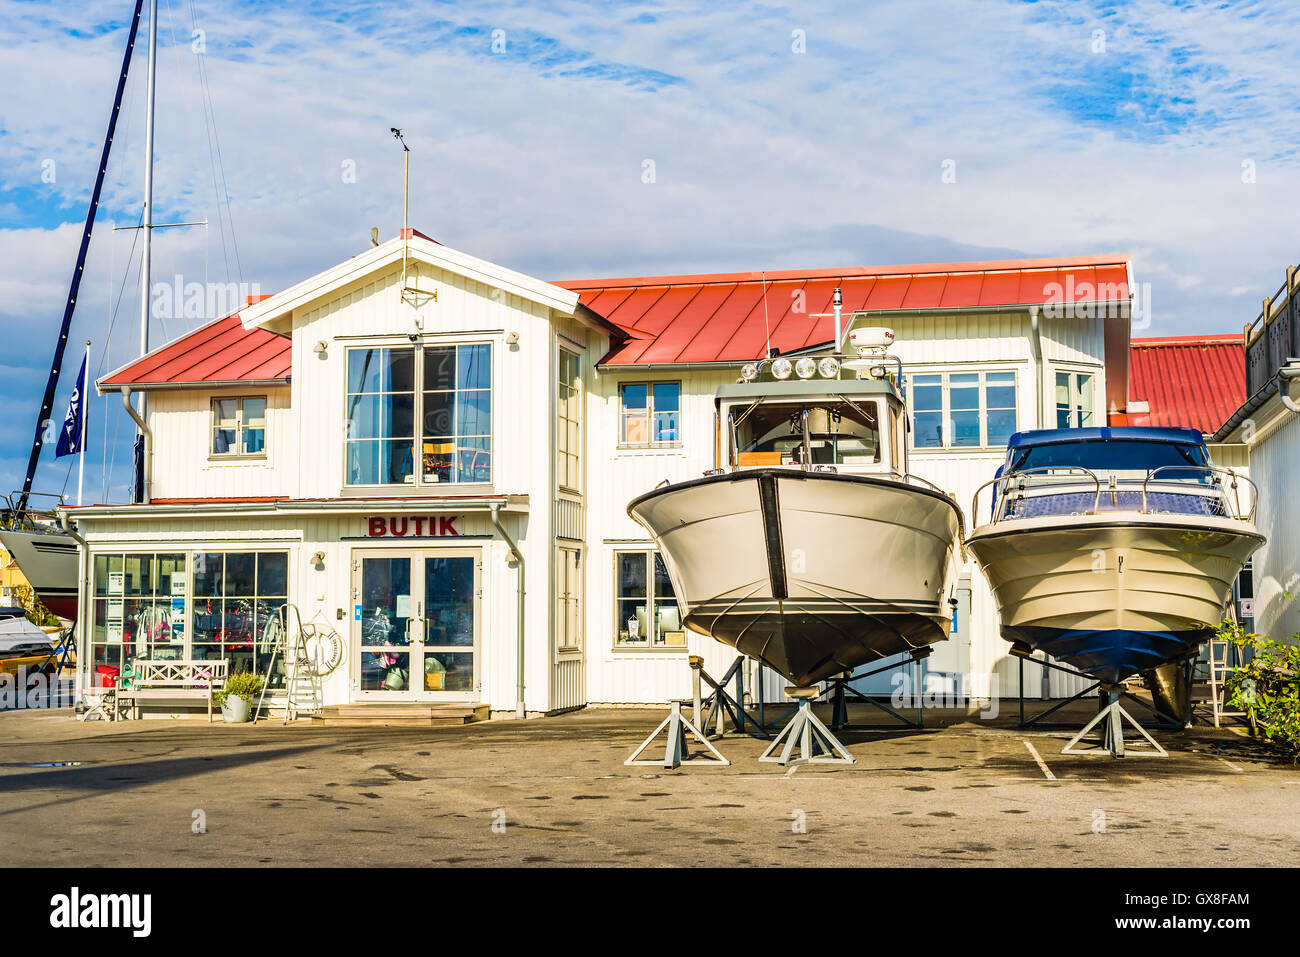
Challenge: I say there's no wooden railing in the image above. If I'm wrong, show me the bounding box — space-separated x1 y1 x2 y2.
1245 264 1300 398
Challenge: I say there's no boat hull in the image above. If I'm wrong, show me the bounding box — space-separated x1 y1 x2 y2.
628 469 962 686
966 516 1263 684
0 527 79 621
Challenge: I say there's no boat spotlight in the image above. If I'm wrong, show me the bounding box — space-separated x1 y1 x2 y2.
771 357 793 380
818 356 840 378
740 362 759 382
795 357 817 379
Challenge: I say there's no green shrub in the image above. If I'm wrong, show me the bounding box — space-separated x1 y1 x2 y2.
1222 619 1300 757
214 671 265 707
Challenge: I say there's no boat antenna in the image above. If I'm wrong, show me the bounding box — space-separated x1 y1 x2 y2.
832 286 843 352
761 270 772 357
13 0 146 518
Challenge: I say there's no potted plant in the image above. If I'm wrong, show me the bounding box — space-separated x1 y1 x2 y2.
215 671 265 723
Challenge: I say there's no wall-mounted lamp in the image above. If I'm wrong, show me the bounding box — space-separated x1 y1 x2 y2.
313 340 328 355
505 331 520 345
310 551 326 566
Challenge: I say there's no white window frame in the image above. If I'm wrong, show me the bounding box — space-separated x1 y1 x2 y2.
1054 369 1096 429
210 395 268 460
343 342 494 489
907 369 1019 451
556 546 582 654
618 381 682 449
557 347 582 492
613 550 685 650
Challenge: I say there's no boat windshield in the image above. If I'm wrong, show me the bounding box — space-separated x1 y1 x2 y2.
1008 440 1210 481
733 400 880 467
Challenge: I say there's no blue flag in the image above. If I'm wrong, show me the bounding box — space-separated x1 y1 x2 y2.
55 353 88 458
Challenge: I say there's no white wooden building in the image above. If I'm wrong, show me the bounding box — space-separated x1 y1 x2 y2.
72 233 1150 715
1213 268 1300 644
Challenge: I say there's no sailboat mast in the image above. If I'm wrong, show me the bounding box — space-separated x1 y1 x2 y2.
137 0 158 424
11 0 145 517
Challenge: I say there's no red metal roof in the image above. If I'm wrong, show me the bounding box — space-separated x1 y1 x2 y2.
555 255 1132 365
1128 334 1245 434
99 314 291 389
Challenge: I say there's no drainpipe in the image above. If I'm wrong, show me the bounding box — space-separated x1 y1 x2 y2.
1028 306 1044 429
120 386 152 504
490 503 526 719
56 511 89 710
1278 365 1300 414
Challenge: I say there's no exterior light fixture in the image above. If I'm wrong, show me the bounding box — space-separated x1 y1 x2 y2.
817 357 840 378
740 362 759 382
771 357 793 380
795 357 817 379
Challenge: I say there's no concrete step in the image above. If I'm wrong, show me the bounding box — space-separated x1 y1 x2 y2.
310 702 489 727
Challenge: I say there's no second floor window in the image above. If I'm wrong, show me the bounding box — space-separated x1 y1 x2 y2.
346 344 491 487
1055 371 1095 428
557 349 581 490
910 371 1017 450
212 397 266 457
620 382 680 447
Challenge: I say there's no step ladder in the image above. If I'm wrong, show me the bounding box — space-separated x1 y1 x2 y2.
1205 637 1246 728
254 605 330 723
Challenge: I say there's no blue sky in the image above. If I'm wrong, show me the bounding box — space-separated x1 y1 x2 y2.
2 0 1299 503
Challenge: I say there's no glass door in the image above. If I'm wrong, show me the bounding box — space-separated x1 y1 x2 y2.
356 554 416 698
420 554 479 697
353 550 480 701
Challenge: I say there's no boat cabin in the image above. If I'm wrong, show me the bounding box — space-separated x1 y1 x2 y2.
985 427 1252 523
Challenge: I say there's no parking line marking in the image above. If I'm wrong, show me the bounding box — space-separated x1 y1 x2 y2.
1216 756 1244 772
1023 740 1056 780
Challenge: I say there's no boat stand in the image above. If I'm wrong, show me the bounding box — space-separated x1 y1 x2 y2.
1061 687 1167 758
626 700 730 769
759 688 855 766
828 647 931 731
1013 648 1183 730
694 655 769 739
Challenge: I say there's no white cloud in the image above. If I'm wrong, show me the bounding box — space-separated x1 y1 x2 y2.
2 0 1299 498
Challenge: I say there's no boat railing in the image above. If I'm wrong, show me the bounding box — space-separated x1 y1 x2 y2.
974 465 1258 524
972 467 1102 524
1 492 66 530
1142 466 1258 521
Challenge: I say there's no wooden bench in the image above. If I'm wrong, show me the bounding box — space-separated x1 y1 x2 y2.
115 659 229 722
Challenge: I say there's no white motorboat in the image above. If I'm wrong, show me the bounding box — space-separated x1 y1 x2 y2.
628 330 965 687
966 427 1264 685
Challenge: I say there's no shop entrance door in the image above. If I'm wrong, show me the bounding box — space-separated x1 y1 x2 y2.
353 550 480 701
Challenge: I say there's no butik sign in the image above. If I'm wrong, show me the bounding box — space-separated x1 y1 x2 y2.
367 516 461 538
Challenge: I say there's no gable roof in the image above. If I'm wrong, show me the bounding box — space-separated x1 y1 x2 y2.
98 314 291 392
241 232 584 334
554 255 1132 366
1127 334 1245 435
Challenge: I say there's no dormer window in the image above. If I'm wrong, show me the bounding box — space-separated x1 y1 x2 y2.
211 397 267 458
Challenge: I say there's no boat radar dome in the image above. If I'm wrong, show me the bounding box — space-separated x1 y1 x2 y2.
848 327 895 353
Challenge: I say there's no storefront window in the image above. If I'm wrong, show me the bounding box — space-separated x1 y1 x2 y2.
191 552 288 685
615 551 683 648
89 553 186 685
